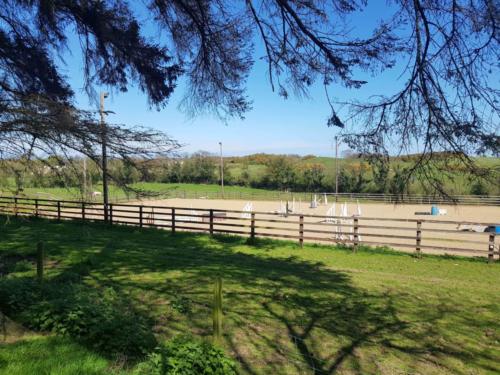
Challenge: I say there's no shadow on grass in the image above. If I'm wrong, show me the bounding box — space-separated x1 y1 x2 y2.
0 216 498 374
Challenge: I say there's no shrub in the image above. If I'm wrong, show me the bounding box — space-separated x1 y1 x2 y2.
470 180 488 196
0 278 39 313
0 255 34 276
0 278 156 360
13 259 33 272
134 336 237 375
170 295 192 314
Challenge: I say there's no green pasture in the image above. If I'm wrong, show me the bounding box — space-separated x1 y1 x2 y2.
1 217 498 374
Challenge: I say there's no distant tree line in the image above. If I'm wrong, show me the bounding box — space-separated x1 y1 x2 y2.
2 153 497 196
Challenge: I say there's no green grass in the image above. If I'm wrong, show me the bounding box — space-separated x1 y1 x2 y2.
131 182 283 197
1 216 499 374
226 163 267 180
0 182 310 202
0 335 113 375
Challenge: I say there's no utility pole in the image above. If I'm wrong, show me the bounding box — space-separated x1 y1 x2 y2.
100 92 109 222
219 142 224 198
334 136 339 202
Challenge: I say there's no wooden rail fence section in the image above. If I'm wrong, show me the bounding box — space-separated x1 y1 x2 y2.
0 196 498 261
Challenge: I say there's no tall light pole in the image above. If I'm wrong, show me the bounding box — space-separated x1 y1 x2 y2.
334 136 339 202
219 142 224 198
83 157 87 200
100 92 109 222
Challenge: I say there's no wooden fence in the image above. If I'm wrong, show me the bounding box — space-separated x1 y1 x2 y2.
0 196 498 261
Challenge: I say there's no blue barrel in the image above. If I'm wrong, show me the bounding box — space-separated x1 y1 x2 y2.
486 226 500 233
431 206 439 215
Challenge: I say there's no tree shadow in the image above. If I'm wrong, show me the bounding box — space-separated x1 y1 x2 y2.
1 216 499 374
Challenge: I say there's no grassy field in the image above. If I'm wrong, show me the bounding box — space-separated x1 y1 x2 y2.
0 217 499 374
0 182 288 202
0 335 110 375
2 180 499 205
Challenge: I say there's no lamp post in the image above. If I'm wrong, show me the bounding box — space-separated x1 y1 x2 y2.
219 142 224 198
334 136 339 202
100 92 109 222
83 157 86 200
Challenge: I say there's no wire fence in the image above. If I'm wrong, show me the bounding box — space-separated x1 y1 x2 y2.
4 189 499 206
137 190 500 206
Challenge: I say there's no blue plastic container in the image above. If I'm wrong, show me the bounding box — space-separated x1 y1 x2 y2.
486 226 500 233
431 206 439 215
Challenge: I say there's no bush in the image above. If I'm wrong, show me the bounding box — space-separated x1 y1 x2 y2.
13 259 33 272
134 336 238 375
0 278 39 313
0 278 156 360
170 295 192 314
0 256 33 275
470 180 488 196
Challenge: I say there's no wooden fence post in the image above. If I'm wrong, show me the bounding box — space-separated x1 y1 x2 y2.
416 221 422 258
250 212 256 240
299 215 304 248
57 201 61 221
109 204 113 225
209 209 214 235
171 208 176 233
35 199 39 217
488 233 495 262
81 202 86 220
14 197 18 217
213 277 223 343
139 206 143 228
353 218 359 252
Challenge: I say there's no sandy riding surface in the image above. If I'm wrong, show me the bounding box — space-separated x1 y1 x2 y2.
118 198 499 258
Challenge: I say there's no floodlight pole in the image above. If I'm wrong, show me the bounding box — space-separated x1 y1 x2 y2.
334 136 339 202
219 142 224 198
100 92 109 222
83 157 87 200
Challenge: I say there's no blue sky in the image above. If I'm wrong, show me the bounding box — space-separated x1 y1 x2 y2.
63 3 406 157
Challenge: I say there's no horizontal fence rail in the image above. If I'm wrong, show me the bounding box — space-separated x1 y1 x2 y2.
0 196 498 261
146 190 500 206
